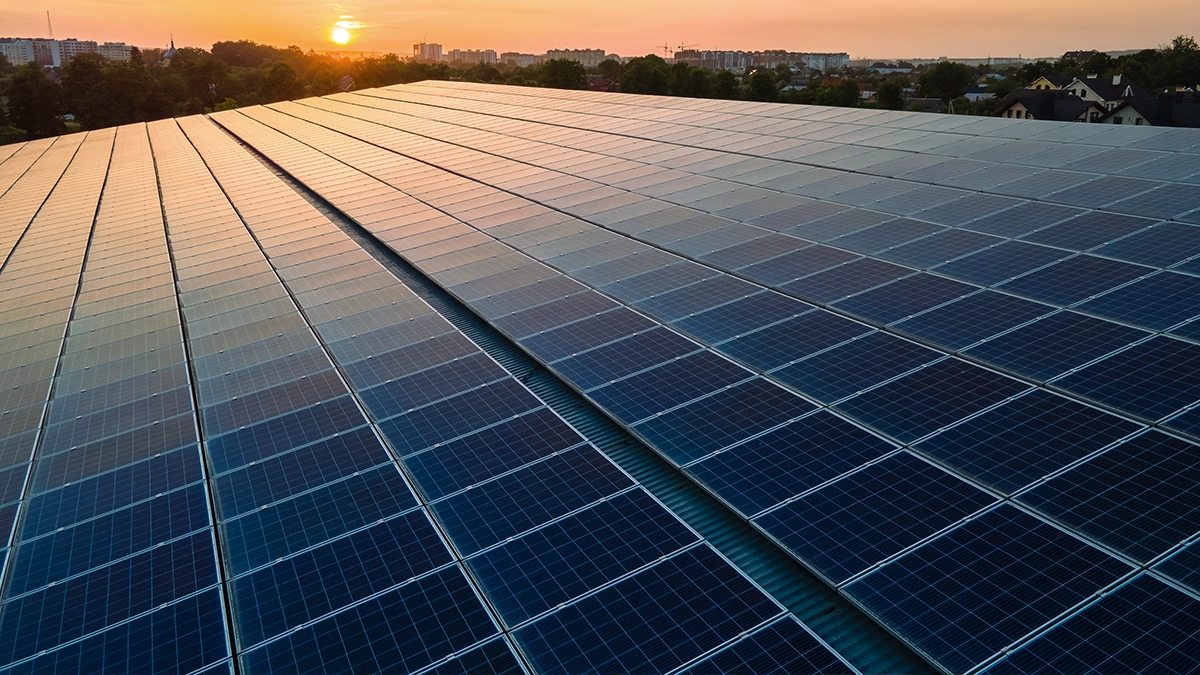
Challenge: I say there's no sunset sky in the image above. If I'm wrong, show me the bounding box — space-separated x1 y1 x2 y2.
4 0 1198 60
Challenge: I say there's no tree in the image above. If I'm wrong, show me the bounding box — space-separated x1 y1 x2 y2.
540 58 587 90
6 63 65 139
597 58 622 82
876 78 904 110
746 69 778 102
815 79 860 107
918 61 975 102
713 70 740 99
620 57 669 94
262 62 304 102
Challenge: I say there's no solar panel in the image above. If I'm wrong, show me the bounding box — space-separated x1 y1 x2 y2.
5 78 1200 673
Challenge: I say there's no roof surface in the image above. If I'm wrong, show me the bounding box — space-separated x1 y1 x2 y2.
1 83 1200 675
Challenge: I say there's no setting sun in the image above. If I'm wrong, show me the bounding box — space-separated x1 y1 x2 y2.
331 26 350 44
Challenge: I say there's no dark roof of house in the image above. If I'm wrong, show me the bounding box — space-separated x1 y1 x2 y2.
1073 74 1149 101
998 90 1105 121
1035 74 1075 87
1101 92 1200 127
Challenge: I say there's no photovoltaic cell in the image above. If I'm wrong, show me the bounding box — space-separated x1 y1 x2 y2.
1017 431 1200 563
835 359 1030 443
632 377 815 465
466 489 698 627
914 390 1140 495
845 504 1132 675
513 545 781 675
755 451 996 584
675 616 849 675
987 574 1200 675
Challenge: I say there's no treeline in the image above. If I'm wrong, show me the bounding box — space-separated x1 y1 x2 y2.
1 36 1196 144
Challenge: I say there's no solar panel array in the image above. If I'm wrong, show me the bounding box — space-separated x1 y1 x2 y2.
0 81 1199 674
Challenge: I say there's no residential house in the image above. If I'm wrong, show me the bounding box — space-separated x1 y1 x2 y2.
997 90 1105 121
1027 74 1075 91
1062 74 1148 110
1098 92 1200 127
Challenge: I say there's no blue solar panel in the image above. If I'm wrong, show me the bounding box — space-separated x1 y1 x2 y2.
781 258 912 304
21 447 201 538
632 378 815 465
1091 221 1200 268
358 353 509 418
513 545 781 675
830 273 978 325
914 390 1140 495
375 379 543 454
0 589 229 675
1153 543 1200 595
230 511 451 646
676 616 849 675
670 291 808 344
1020 211 1156 252
6 484 211 596
239 566 497 675
552 327 698 390
403 408 583 501
587 350 750 423
519 307 657 362
835 359 1030 443
1018 431 1200 563
1054 336 1200 422
466 489 698 627
987 574 1200 675
421 638 525 675
755 452 996 584
893 290 1053 350
964 311 1150 381
430 447 635 556
716 310 871 371
685 411 899 518
845 504 1133 674
221 466 417 574
997 255 1149 307
934 241 1072 286
773 331 942 404
738 245 859 285
963 201 1082 238
1075 271 1200 331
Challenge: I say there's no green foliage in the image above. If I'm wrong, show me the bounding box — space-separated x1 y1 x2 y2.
713 70 740 99
876 78 905 110
7 63 65 139
815 79 860 107
540 58 587 90
206 97 239 112
746 69 779 102
262 62 304 102
620 56 669 94
918 61 975 102
597 59 622 82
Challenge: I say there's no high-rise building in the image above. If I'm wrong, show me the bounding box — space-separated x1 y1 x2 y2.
446 48 497 64
543 48 607 66
0 37 132 65
0 82 1199 675
412 41 443 62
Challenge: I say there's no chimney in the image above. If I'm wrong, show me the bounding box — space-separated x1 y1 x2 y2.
1113 74 1122 85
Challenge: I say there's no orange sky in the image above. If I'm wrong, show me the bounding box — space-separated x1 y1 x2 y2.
4 0 1198 60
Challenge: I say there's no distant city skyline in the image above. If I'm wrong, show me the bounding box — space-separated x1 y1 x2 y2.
2 0 1195 60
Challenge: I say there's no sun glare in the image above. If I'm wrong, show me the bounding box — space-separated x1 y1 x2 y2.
331 26 351 44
